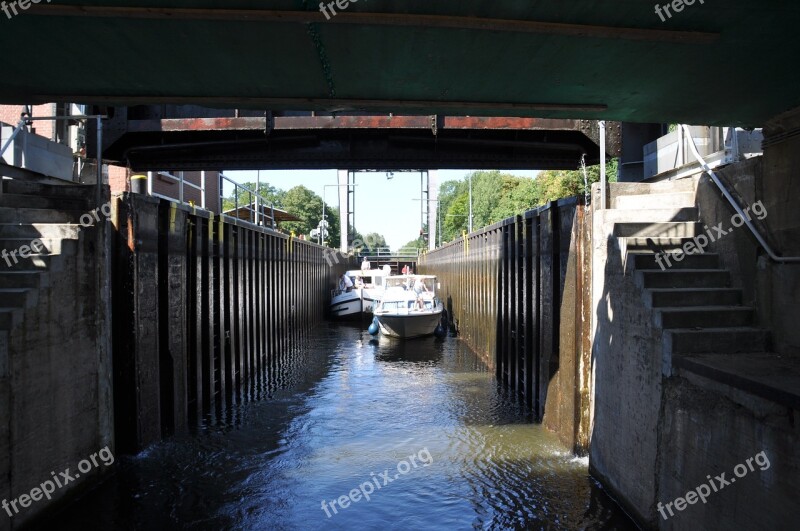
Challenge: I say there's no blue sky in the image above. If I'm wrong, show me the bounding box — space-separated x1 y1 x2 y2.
225 169 540 250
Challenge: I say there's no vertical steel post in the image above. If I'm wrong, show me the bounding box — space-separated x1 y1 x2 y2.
468 172 473 233
96 116 103 207
255 170 260 226
338 170 349 252
201 171 207 210
599 120 607 210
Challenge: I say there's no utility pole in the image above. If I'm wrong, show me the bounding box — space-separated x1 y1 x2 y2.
600 120 607 210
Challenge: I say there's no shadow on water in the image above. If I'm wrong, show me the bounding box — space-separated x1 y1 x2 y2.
41 322 636 531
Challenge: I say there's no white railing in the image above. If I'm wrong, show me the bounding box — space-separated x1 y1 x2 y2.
682 125 800 265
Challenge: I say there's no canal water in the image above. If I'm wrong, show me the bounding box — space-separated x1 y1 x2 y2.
50 323 635 530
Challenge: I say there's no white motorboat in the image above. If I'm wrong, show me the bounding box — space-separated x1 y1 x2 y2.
330 267 390 319
371 275 444 339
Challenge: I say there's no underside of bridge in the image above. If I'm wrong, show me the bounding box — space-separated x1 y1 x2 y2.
3 2 800 530
1 1 799 127
97 109 621 170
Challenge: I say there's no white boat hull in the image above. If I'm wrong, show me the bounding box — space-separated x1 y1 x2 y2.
375 307 443 339
330 290 363 318
361 289 381 314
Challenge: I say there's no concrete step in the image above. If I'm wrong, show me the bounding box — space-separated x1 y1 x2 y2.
610 178 697 196
0 288 32 308
672 353 800 410
0 250 54 271
637 269 730 289
0 238 77 255
665 327 771 355
645 288 742 308
601 207 699 223
655 306 754 329
0 271 42 289
0 224 82 239
622 237 694 253
633 252 720 270
0 194 91 211
1 180 95 200
0 208 86 224
614 222 700 238
614 192 695 210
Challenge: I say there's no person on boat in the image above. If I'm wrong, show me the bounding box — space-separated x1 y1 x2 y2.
401 264 410 275
361 257 371 272
339 273 354 293
413 277 430 309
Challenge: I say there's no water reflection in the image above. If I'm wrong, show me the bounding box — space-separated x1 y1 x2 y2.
47 323 634 530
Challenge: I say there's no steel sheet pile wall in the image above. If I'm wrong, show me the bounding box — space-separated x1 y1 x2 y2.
112 194 353 452
418 198 592 451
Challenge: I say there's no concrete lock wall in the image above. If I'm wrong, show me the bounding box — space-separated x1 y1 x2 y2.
111 193 354 452
418 198 592 452
0 201 112 531
590 119 800 528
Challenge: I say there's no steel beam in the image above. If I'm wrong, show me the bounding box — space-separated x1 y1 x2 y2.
29 6 719 44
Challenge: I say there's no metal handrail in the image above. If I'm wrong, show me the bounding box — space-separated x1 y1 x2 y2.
219 173 277 228
149 171 207 209
682 124 800 264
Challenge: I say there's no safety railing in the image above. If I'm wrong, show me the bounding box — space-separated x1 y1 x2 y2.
219 173 277 228
358 247 421 259
147 171 207 209
682 124 800 264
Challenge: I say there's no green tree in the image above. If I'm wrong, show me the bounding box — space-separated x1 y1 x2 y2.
435 162 617 243
221 181 283 212
534 158 618 204
321 206 342 247
360 232 388 252
397 237 426 255
439 170 540 242
277 185 341 244
442 193 469 242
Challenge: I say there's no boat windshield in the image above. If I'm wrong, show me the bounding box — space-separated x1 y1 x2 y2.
385 275 436 292
379 299 435 311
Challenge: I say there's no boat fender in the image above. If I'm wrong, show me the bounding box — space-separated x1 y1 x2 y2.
368 317 380 336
